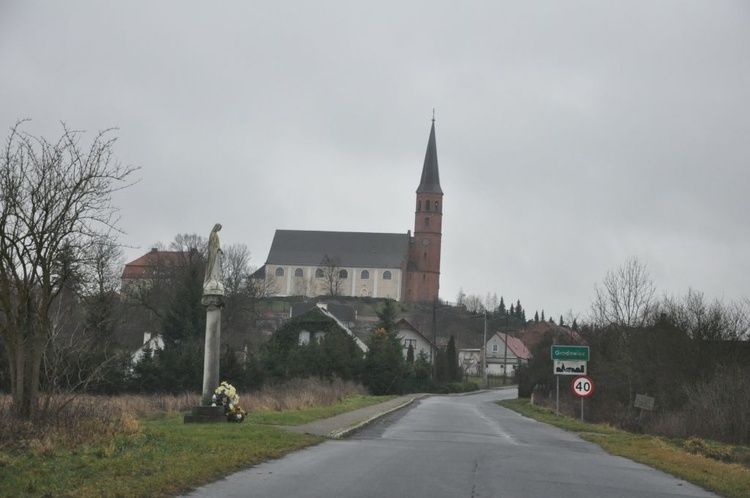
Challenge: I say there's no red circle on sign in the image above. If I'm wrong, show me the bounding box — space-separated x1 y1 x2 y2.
572 376 594 398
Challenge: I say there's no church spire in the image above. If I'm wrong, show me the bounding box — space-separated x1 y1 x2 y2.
416 118 442 194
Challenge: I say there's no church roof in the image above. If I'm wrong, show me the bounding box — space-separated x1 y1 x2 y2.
416 120 442 195
265 230 410 269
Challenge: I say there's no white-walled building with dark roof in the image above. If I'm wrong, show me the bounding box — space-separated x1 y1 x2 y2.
253 119 445 303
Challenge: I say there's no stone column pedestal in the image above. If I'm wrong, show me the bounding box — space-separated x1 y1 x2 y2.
201 294 224 403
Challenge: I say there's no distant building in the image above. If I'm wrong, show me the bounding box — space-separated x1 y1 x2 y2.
393 318 437 362
458 349 481 376
120 247 194 294
253 120 444 303
290 302 368 353
484 332 532 377
131 332 164 364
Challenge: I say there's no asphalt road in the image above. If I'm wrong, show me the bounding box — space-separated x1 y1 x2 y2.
180 389 718 498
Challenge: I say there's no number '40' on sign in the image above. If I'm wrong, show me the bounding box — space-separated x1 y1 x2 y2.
572 376 594 398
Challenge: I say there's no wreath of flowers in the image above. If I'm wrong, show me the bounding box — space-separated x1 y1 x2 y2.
213 381 247 422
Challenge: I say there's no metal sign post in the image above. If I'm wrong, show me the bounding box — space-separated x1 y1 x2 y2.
572 376 594 422
551 345 590 417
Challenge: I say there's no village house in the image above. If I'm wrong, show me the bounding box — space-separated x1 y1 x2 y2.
393 318 437 362
484 332 532 378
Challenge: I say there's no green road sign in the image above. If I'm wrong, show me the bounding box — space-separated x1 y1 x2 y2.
551 345 589 361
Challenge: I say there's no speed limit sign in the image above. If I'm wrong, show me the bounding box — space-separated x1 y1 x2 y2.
572 376 594 398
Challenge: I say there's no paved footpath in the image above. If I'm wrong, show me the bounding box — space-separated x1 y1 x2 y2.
278 393 428 438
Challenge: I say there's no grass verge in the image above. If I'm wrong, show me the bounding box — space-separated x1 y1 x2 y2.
0 393 392 498
246 394 395 425
499 398 750 498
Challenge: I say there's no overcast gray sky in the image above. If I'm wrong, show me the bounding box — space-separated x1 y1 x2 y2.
2 1 748 320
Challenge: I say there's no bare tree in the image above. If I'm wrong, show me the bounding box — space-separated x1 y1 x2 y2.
484 292 498 313
591 256 656 328
0 121 136 418
170 233 206 255
455 287 466 307
463 294 485 314
221 243 251 296
661 289 749 342
246 266 279 298
320 254 343 296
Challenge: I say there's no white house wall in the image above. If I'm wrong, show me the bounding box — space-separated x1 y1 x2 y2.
486 335 519 363
396 328 433 362
269 265 402 300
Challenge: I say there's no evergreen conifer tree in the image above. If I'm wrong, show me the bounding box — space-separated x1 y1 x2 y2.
406 343 415 363
363 328 405 395
446 335 459 381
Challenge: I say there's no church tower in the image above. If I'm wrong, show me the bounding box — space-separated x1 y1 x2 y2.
405 118 443 302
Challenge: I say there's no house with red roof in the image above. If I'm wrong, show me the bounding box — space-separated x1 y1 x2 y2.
484 332 532 378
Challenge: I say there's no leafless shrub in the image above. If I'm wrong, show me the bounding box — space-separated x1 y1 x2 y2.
682 366 750 444
643 366 750 445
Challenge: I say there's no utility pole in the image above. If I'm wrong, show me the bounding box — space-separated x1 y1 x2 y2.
503 331 508 385
432 300 437 380
483 310 488 388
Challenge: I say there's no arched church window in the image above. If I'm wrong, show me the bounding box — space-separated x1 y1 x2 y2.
361 270 370 280
383 271 392 280
435 201 440 213
275 267 284 277
426 200 431 211
424 217 430 228
423 252 427 260
315 268 324 278
417 200 421 211
339 269 348 279
294 268 303 278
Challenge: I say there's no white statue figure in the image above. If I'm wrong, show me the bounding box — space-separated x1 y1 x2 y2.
203 223 224 295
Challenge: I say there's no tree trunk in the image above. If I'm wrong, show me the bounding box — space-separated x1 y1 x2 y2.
9 325 45 419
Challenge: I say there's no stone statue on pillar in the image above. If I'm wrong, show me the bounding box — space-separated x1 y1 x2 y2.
201 223 224 403
203 223 225 296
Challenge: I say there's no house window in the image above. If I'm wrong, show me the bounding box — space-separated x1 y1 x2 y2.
339 269 348 279
426 200 431 211
361 270 369 279
404 339 417 349
275 267 284 277
315 268 324 278
294 268 303 278
383 271 392 280
492 344 499 353
298 331 310 345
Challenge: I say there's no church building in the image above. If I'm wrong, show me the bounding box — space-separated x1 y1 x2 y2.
255 120 444 303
